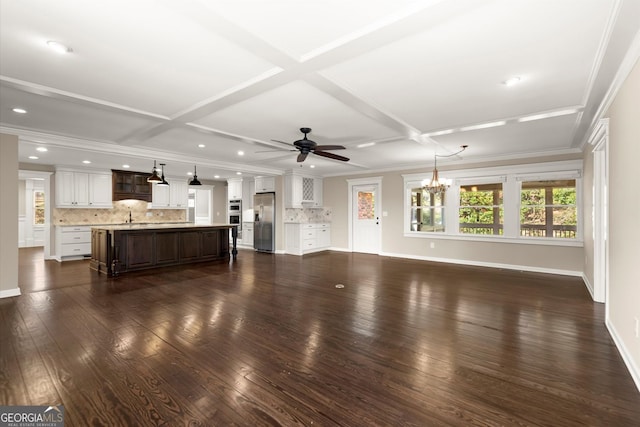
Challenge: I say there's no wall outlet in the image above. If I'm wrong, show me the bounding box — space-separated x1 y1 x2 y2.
430 242 435 249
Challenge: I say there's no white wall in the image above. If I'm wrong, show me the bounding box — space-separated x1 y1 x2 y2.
0 133 20 297
605 57 640 390
324 153 584 275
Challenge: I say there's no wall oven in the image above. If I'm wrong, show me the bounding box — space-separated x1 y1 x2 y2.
229 199 242 230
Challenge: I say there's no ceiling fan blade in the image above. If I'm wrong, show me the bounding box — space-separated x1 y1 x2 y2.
255 148 296 153
314 145 346 151
314 151 350 162
270 139 290 144
297 152 308 162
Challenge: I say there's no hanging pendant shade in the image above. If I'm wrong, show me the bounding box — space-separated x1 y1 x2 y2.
189 165 202 186
147 160 162 183
157 163 169 186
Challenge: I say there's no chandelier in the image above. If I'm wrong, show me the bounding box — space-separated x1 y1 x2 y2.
422 145 468 195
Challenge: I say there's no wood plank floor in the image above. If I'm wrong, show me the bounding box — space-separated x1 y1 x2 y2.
2 247 639 426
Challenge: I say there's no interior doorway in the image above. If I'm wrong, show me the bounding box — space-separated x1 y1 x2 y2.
18 170 53 258
188 186 214 224
590 119 608 304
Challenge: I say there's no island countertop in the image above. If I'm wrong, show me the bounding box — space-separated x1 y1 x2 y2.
91 223 236 231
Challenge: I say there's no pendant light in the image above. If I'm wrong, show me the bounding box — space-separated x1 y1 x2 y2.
189 165 202 186
422 145 468 195
147 160 162 183
157 163 169 186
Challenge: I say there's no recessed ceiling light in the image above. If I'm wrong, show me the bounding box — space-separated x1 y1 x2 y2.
82 160 91 164
187 172 193 176
198 144 205 148
236 172 242 175
36 147 48 152
357 142 376 148
122 164 130 168
12 108 27 114
503 76 521 86
214 175 220 179
28 156 39 160
46 40 72 54
237 151 244 156
310 165 316 168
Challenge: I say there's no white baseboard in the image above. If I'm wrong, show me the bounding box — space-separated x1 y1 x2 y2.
0 288 21 299
606 318 640 393
379 251 582 277
581 273 596 300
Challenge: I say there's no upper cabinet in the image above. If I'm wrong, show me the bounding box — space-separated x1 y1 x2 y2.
112 170 152 202
242 179 255 210
150 178 188 209
228 178 243 200
254 176 275 193
284 172 323 208
55 169 112 208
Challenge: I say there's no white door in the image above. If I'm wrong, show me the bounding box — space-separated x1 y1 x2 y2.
352 184 381 254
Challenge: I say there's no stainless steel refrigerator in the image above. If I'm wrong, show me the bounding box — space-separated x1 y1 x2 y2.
254 192 275 252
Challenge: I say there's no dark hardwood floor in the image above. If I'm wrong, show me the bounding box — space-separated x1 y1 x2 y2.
2 247 639 426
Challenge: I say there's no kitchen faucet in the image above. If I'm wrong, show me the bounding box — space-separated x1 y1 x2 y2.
126 210 133 223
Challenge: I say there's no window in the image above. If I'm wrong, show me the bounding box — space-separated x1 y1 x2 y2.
409 186 445 232
34 190 45 225
520 179 576 238
459 183 503 235
357 190 376 220
403 160 582 245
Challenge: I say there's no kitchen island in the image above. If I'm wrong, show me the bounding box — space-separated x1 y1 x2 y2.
90 223 238 276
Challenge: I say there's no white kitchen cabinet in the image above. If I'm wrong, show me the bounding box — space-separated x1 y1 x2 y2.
55 169 111 208
152 184 170 207
284 223 330 255
228 178 243 200
284 172 322 208
254 176 275 193
151 178 188 208
243 179 255 210
170 179 188 208
242 222 254 247
88 173 113 207
55 225 91 261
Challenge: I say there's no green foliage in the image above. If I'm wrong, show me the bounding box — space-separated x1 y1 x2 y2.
520 184 576 226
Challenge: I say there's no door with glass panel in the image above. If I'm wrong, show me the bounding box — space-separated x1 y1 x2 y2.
352 184 380 254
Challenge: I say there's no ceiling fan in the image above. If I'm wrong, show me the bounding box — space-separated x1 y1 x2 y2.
271 127 350 163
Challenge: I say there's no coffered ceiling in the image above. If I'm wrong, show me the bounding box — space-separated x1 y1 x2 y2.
1 0 639 180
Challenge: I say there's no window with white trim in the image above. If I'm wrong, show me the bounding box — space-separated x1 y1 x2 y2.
409 185 445 232
519 179 577 239
403 161 582 244
459 183 503 235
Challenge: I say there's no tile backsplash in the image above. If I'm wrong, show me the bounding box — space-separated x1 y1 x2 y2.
285 208 332 223
53 200 185 225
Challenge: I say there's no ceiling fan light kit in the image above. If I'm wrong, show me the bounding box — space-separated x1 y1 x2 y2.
287 127 350 163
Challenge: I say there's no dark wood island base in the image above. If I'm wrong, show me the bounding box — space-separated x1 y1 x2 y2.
90 224 238 276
